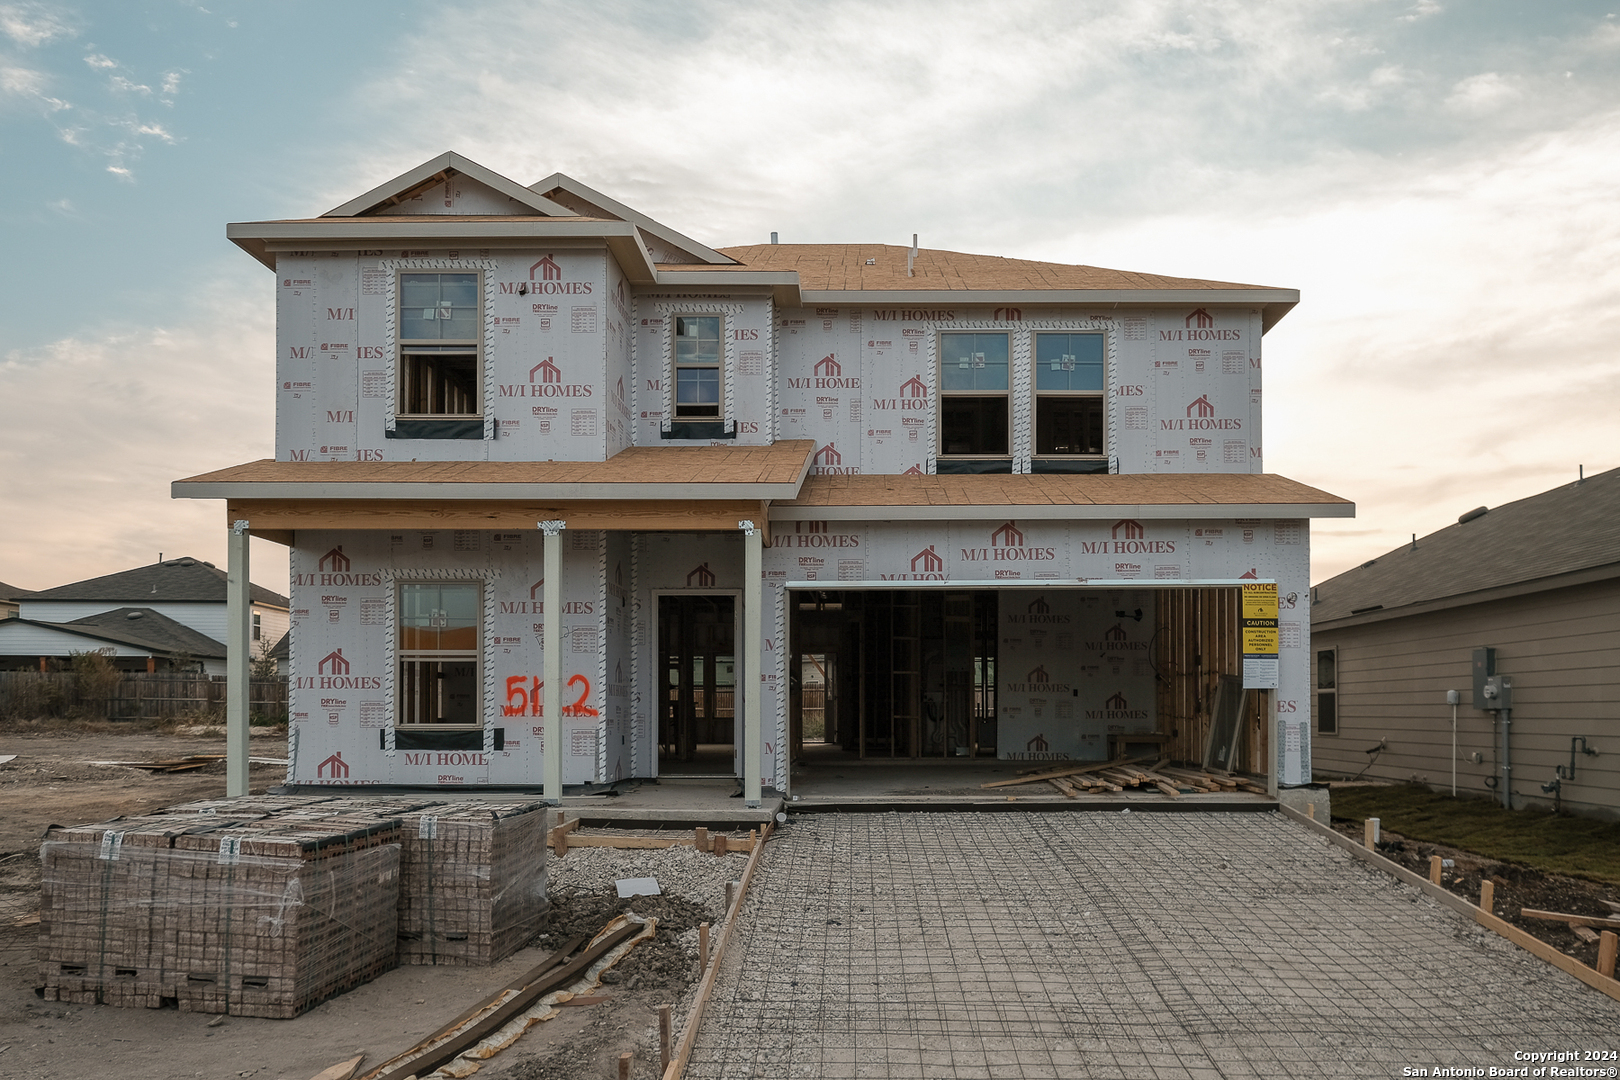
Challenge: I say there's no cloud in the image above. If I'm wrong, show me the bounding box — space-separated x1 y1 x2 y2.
0 60 68 110
0 1 76 47
0 279 279 593
1445 71 1519 114
81 51 115 70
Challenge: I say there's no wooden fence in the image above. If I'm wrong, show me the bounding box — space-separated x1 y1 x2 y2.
0 672 288 723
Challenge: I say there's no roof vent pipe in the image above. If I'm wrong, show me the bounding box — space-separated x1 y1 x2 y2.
770 231 778 245
1458 506 1489 524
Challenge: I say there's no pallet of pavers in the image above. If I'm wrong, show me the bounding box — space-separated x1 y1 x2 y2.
39 814 249 1007
40 814 402 1018
275 797 551 966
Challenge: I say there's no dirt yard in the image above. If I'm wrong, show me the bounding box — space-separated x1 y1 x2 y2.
0 728 728 1080
1328 819 1620 970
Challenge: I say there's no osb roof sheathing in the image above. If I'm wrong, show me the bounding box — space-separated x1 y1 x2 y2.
785 473 1351 509
660 244 1280 294
175 441 817 488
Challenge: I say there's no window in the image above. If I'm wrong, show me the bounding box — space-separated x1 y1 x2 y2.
398 272 481 418
1033 332 1104 457
1314 647 1337 735
939 332 1009 458
673 315 723 420
252 612 262 642
397 582 481 726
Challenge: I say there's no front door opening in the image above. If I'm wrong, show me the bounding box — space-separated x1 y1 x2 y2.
658 594 736 775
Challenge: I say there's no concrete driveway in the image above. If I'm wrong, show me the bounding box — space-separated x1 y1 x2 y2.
686 810 1620 1079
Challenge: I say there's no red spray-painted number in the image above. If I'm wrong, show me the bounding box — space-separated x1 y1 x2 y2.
502 674 599 717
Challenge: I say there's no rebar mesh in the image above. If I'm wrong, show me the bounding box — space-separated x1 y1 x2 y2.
685 811 1620 1079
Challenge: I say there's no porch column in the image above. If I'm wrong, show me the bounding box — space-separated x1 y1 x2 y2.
539 520 566 804
1266 691 1280 797
226 519 251 798
740 520 763 808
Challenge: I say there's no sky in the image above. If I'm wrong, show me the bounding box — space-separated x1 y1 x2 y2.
2 0 1617 599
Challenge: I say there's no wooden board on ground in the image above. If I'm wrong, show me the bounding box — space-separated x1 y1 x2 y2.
1521 909 1620 931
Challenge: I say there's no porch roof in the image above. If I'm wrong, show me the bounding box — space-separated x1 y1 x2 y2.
774 473 1354 521
172 441 817 501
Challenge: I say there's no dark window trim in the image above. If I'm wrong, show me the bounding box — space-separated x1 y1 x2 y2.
389 728 502 751
387 419 486 440
1031 457 1108 474
661 421 736 441
936 459 1012 475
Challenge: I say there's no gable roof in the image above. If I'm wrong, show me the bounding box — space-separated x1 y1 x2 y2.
0 580 33 601
25 557 289 609
60 608 227 657
1311 465 1620 628
0 607 226 659
323 151 571 218
530 172 736 265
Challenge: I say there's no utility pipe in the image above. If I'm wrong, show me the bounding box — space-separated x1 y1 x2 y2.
1500 708 1513 810
1451 699 1457 797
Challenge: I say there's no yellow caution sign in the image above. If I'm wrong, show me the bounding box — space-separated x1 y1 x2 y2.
1243 623 1279 654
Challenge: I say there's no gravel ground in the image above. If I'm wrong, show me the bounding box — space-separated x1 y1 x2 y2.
485 833 755 1080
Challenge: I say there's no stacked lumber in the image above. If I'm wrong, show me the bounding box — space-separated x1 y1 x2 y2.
39 814 401 1018
980 757 1269 797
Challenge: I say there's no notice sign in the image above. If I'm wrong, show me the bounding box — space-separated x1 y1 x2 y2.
1241 582 1279 689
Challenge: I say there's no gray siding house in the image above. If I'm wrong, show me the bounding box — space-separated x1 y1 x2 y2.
1310 466 1620 820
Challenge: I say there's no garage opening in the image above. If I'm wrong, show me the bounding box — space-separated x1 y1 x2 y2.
786 585 1271 778
790 590 998 761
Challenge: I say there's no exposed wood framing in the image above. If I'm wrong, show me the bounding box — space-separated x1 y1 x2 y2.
1155 587 1267 773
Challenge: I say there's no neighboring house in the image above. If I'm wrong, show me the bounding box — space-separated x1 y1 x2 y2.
0 582 29 620
0 557 290 675
0 607 228 673
1310 466 1619 820
174 151 1351 798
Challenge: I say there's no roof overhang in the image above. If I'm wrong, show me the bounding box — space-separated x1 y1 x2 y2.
771 500 1352 521
227 218 661 285
798 288 1300 333
774 473 1353 521
530 172 738 266
324 151 572 219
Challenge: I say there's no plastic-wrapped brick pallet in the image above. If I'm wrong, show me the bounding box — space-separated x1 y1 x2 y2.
390 800 549 966
164 796 551 967
264 797 551 966
39 815 401 1018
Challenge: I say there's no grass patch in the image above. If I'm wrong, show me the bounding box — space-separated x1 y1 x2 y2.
1331 784 1620 886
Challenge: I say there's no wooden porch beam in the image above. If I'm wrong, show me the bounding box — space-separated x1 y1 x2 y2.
226 498 770 534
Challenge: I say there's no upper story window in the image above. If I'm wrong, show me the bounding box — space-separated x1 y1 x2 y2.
398 272 481 418
397 581 481 727
938 332 1009 459
673 315 723 420
1033 332 1105 457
